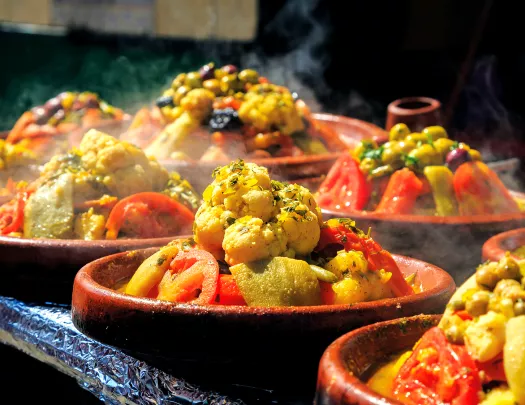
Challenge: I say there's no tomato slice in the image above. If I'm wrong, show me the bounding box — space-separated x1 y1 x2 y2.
0 191 30 235
453 161 520 215
477 352 506 383
319 280 335 305
393 327 482 405
375 168 423 214
156 249 219 305
317 154 371 211
105 192 194 239
216 275 247 305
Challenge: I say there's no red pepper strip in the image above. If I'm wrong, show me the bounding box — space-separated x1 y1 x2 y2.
319 281 335 305
105 192 195 240
217 275 247 305
315 224 413 297
157 249 219 305
317 154 371 211
477 352 506 383
453 161 520 215
6 111 35 144
375 168 423 214
454 310 473 321
393 327 481 405
0 191 30 235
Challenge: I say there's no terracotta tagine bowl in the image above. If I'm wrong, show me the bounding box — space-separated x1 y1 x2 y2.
385 97 442 132
482 227 525 262
72 246 454 386
161 113 387 193
316 314 440 405
323 190 525 284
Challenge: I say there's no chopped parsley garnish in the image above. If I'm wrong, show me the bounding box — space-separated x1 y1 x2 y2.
360 145 384 161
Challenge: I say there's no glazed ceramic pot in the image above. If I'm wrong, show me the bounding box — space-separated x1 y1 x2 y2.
72 247 454 386
316 314 440 405
323 190 525 284
482 227 525 262
385 97 442 132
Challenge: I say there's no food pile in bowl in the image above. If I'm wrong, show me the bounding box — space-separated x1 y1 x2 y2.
317 123 522 216
367 253 525 404
118 159 418 307
2 92 127 173
0 129 199 239
121 62 345 161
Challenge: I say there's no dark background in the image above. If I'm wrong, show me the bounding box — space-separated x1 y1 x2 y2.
1 1 525 403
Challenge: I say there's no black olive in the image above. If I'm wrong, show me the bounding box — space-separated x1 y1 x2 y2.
155 95 174 108
199 62 215 81
85 97 100 109
44 98 62 116
209 108 242 131
32 106 49 125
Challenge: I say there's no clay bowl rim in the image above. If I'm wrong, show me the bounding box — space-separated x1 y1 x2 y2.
0 234 188 250
158 113 388 168
387 96 441 117
317 313 442 405
322 190 525 226
73 247 455 317
482 227 525 262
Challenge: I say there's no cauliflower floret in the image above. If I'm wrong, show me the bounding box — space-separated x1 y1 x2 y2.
179 88 215 119
79 129 169 198
193 204 228 257
277 203 320 256
273 182 323 225
464 311 506 362
223 217 288 265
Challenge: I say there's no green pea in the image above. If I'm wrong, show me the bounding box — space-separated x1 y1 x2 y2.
466 290 490 317
447 299 465 311
476 262 501 290
359 157 378 174
389 123 410 141
496 254 521 281
445 325 464 344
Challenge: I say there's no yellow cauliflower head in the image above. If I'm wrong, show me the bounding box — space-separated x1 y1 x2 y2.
79 129 169 198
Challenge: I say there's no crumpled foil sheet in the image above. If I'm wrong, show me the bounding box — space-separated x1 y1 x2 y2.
0 296 246 405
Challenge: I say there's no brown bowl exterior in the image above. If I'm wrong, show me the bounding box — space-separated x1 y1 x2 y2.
0 235 178 303
482 227 525 262
316 314 441 405
385 96 442 132
72 247 454 371
322 191 525 284
160 113 387 192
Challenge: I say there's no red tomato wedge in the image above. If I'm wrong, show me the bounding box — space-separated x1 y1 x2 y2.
156 249 219 305
393 327 482 405
216 275 247 305
477 352 506 383
317 154 371 211
319 281 335 305
453 161 520 215
314 222 413 297
375 168 423 214
105 192 194 239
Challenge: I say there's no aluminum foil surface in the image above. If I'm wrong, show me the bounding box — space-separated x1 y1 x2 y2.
0 297 248 405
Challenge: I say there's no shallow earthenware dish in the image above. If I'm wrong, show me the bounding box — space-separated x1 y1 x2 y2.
482 227 525 262
161 113 387 191
315 314 440 405
322 191 525 284
72 247 454 370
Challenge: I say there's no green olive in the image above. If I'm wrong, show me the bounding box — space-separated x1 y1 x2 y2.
444 324 464 344
514 300 525 316
447 299 465 311
466 290 490 317
433 138 456 156
173 85 191 105
353 140 378 159
405 133 429 144
496 255 521 281
381 141 402 165
184 72 202 89
389 123 411 141
398 140 417 154
171 73 186 89
476 262 501 290
406 144 442 169
220 74 242 94
203 79 221 95
494 279 521 296
369 165 394 179
238 69 259 84
469 149 482 161
422 126 448 141
359 157 378 174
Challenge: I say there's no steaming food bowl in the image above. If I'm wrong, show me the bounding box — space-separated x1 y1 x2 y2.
161 113 387 190
315 314 440 405
482 227 525 262
71 245 454 375
322 190 525 284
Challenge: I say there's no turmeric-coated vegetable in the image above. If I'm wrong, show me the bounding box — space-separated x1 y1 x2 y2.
423 166 458 216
